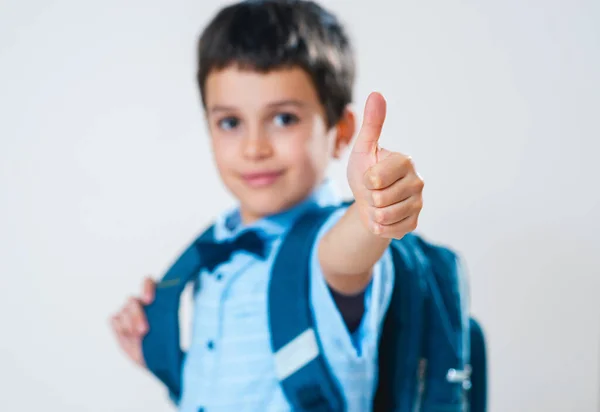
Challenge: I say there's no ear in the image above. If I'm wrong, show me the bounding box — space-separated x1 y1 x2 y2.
331 106 356 159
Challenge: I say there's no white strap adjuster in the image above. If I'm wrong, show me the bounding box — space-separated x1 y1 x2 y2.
446 365 472 390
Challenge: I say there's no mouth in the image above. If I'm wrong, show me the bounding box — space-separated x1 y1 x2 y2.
240 170 285 188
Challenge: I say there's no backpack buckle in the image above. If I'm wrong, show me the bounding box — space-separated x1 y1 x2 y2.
446 365 472 390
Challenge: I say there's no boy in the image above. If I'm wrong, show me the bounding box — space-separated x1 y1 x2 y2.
111 0 425 411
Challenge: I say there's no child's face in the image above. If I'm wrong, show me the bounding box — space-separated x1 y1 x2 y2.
204 66 354 223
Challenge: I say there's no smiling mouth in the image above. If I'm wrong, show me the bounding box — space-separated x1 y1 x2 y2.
240 170 285 188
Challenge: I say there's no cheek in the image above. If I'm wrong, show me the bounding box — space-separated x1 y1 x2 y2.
211 137 237 172
276 132 331 179
276 134 318 168
306 128 333 170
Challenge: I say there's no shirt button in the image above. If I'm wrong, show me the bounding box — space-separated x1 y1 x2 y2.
215 273 223 281
198 408 205 412
207 340 215 350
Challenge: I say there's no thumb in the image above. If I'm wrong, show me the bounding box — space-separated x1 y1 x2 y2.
352 92 387 155
141 276 156 305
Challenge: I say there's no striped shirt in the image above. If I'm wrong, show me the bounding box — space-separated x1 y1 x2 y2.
178 180 395 412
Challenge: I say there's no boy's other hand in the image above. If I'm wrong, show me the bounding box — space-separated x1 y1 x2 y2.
347 92 424 239
110 277 156 368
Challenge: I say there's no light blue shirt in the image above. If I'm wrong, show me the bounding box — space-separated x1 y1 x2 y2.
178 180 395 412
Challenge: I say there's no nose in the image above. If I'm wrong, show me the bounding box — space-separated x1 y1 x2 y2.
242 127 273 161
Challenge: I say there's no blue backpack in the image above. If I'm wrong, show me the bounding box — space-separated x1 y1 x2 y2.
142 204 487 412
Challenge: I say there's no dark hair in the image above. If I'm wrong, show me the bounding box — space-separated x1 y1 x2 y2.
196 0 355 128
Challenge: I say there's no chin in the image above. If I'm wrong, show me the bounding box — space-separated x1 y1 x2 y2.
245 192 294 217
224 173 316 222
238 187 311 223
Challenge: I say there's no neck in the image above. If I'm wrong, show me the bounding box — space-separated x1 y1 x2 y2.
240 209 263 226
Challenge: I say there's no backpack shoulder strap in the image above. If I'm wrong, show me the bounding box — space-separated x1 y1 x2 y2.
414 236 471 411
268 204 347 412
142 225 215 402
373 234 428 412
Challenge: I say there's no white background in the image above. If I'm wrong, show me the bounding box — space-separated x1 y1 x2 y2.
1 0 599 411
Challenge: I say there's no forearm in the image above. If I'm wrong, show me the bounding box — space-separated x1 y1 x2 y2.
318 203 390 295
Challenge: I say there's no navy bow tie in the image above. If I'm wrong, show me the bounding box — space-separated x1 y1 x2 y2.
194 230 268 272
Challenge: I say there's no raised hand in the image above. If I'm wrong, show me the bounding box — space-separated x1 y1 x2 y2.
347 92 424 239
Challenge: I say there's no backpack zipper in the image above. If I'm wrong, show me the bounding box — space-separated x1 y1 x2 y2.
413 358 427 411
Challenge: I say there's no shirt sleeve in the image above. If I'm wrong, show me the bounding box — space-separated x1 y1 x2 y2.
309 206 395 357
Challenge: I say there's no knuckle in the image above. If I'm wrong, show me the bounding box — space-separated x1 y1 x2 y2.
130 297 142 311
415 178 425 191
372 222 383 235
371 191 385 207
119 311 131 323
374 208 386 224
410 216 419 231
415 198 424 212
369 172 383 189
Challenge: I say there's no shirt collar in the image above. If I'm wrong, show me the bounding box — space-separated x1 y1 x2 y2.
214 179 342 241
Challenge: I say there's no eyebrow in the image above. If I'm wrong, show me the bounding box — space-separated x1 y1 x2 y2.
267 99 306 109
209 99 306 114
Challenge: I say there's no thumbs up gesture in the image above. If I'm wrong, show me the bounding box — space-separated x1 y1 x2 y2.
347 92 424 239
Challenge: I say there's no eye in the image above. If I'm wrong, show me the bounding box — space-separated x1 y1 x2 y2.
217 116 240 131
273 112 299 127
